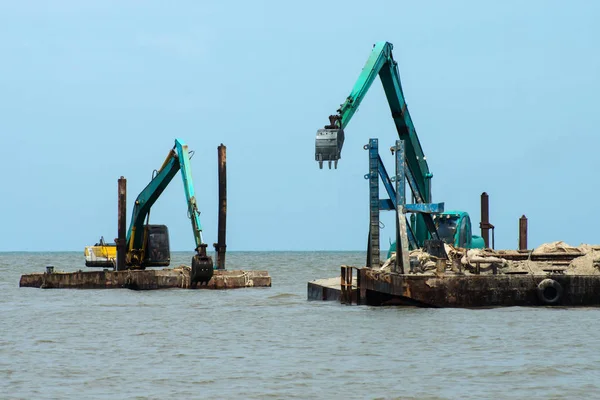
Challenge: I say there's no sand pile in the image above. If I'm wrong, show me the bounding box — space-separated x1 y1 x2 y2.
382 241 600 276
532 241 582 255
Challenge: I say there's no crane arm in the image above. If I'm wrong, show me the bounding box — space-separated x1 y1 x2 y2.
174 139 205 250
316 41 442 246
335 42 391 129
126 138 206 262
316 41 431 203
378 45 431 203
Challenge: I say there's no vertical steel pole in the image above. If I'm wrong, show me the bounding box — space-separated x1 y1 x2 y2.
116 176 127 271
395 140 409 274
214 144 227 270
519 215 528 251
481 192 490 248
340 266 345 303
368 139 380 268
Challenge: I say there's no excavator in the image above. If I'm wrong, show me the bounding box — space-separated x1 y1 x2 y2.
83 138 214 284
315 41 484 252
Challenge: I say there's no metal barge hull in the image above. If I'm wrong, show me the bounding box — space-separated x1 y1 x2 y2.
21 268 271 290
309 268 600 307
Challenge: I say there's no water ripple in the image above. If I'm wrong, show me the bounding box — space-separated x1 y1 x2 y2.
2 251 600 399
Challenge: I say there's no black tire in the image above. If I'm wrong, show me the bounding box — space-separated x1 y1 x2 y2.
536 278 563 305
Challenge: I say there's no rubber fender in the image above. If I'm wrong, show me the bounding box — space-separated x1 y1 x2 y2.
536 278 563 305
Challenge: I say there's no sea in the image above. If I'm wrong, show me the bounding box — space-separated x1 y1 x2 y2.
1 251 599 399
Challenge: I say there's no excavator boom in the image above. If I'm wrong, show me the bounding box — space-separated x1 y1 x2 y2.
316 41 435 244
316 41 485 251
85 139 213 284
126 139 204 261
316 42 430 201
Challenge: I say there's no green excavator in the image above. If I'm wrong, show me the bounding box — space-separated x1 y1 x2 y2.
315 41 485 255
84 138 214 284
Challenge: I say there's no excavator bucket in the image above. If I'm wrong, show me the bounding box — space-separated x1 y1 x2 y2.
315 128 345 169
191 254 214 285
191 244 214 285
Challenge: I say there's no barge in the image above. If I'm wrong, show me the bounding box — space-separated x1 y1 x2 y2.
21 266 271 290
308 242 600 307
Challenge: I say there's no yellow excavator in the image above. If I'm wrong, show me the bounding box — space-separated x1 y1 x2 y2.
84 237 116 267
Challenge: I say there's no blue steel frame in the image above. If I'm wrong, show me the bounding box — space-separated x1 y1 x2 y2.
367 139 380 268
366 139 444 273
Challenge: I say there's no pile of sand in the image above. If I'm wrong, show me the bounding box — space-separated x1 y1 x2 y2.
568 251 600 275
382 241 600 276
532 241 582 255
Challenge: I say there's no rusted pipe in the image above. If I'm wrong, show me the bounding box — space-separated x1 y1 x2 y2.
480 192 490 248
116 176 127 271
519 215 528 251
340 266 347 303
340 266 346 304
340 265 353 304
213 144 227 270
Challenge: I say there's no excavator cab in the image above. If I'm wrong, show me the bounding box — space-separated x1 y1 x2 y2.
435 214 459 246
434 212 484 249
142 224 170 267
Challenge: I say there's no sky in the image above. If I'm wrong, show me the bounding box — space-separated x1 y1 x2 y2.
0 0 599 252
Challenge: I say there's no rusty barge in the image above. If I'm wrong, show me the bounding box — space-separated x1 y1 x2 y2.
308 42 600 308
308 242 600 307
20 141 271 291
21 267 270 290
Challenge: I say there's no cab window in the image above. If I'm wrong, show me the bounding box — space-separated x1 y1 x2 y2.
458 216 468 247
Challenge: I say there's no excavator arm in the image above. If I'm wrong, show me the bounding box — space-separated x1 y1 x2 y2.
125 138 213 283
316 42 430 200
84 138 213 283
126 139 205 261
316 41 438 245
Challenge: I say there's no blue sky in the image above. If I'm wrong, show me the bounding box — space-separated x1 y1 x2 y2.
1 1 599 251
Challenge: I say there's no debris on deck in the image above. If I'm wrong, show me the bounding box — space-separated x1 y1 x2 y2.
308 241 600 307
380 241 600 276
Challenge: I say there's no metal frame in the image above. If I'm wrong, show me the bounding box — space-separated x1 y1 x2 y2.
365 139 444 273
